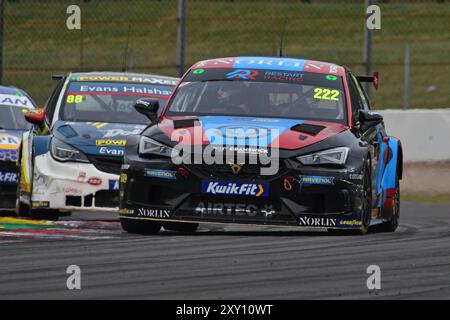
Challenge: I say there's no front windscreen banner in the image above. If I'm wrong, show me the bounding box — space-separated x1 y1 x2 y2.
185 68 343 89
61 81 174 124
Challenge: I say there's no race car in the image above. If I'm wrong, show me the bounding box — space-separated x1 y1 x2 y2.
17 72 178 219
119 57 403 235
0 86 37 210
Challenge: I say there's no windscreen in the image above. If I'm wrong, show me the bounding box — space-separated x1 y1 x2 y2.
60 81 174 124
0 105 32 130
167 68 346 124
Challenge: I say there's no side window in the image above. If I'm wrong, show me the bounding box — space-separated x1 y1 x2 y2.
350 74 371 110
44 78 66 125
347 73 364 120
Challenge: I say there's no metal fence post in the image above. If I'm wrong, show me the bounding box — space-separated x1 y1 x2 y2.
403 43 410 110
176 0 186 77
363 0 373 98
0 0 4 85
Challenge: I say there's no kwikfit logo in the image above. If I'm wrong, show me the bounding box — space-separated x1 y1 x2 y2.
0 172 18 184
201 181 268 197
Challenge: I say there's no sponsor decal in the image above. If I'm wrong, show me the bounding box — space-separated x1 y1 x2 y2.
137 208 171 218
144 169 177 180
0 148 19 162
349 174 364 181
201 181 268 197
298 216 337 227
87 177 102 186
59 186 83 195
233 57 306 71
71 76 177 86
99 146 124 156
87 122 109 129
103 128 143 138
0 94 32 108
119 208 134 215
32 201 50 208
195 201 275 217
95 139 127 147
0 133 20 150
0 172 18 184
212 145 268 155
76 171 87 183
337 219 362 227
120 173 127 183
109 180 119 191
263 71 305 83
225 69 259 80
300 176 335 185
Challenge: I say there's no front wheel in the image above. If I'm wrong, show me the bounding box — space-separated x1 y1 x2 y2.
120 218 161 235
327 165 372 236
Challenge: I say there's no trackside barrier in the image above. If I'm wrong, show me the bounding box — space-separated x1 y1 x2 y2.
379 109 450 162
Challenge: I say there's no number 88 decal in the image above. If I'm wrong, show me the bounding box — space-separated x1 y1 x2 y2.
66 94 83 103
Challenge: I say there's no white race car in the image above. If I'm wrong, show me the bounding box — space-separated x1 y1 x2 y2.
17 72 178 219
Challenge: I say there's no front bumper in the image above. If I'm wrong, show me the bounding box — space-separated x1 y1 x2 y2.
119 156 366 229
0 161 19 209
32 153 120 212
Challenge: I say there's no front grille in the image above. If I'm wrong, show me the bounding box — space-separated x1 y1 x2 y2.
187 161 288 180
88 155 122 175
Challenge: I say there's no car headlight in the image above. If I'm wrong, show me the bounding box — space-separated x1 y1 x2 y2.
297 147 349 166
51 138 89 163
139 136 173 157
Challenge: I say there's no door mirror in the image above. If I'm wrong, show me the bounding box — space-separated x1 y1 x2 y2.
358 110 383 131
134 98 160 123
24 108 45 126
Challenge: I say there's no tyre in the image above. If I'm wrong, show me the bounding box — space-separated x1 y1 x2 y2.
163 222 199 234
15 166 31 218
120 218 161 235
327 165 372 235
378 173 400 232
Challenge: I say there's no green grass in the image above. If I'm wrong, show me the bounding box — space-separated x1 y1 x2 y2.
402 194 450 204
3 1 450 107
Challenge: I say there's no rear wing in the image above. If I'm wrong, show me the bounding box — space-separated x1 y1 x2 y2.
356 72 379 90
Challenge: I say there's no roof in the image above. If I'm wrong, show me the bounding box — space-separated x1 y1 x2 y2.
192 56 346 76
0 85 29 96
68 71 179 86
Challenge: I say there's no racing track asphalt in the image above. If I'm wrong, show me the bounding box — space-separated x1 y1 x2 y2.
0 201 449 299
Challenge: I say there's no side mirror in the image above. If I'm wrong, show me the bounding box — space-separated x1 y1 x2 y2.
24 108 45 126
134 98 160 123
358 110 383 131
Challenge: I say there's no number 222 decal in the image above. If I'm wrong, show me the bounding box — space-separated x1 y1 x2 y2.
314 88 340 101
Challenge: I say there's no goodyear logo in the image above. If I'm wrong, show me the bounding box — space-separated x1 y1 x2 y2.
300 176 334 185
144 169 177 180
337 219 362 227
95 139 126 147
201 181 269 197
32 201 50 208
119 208 135 215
